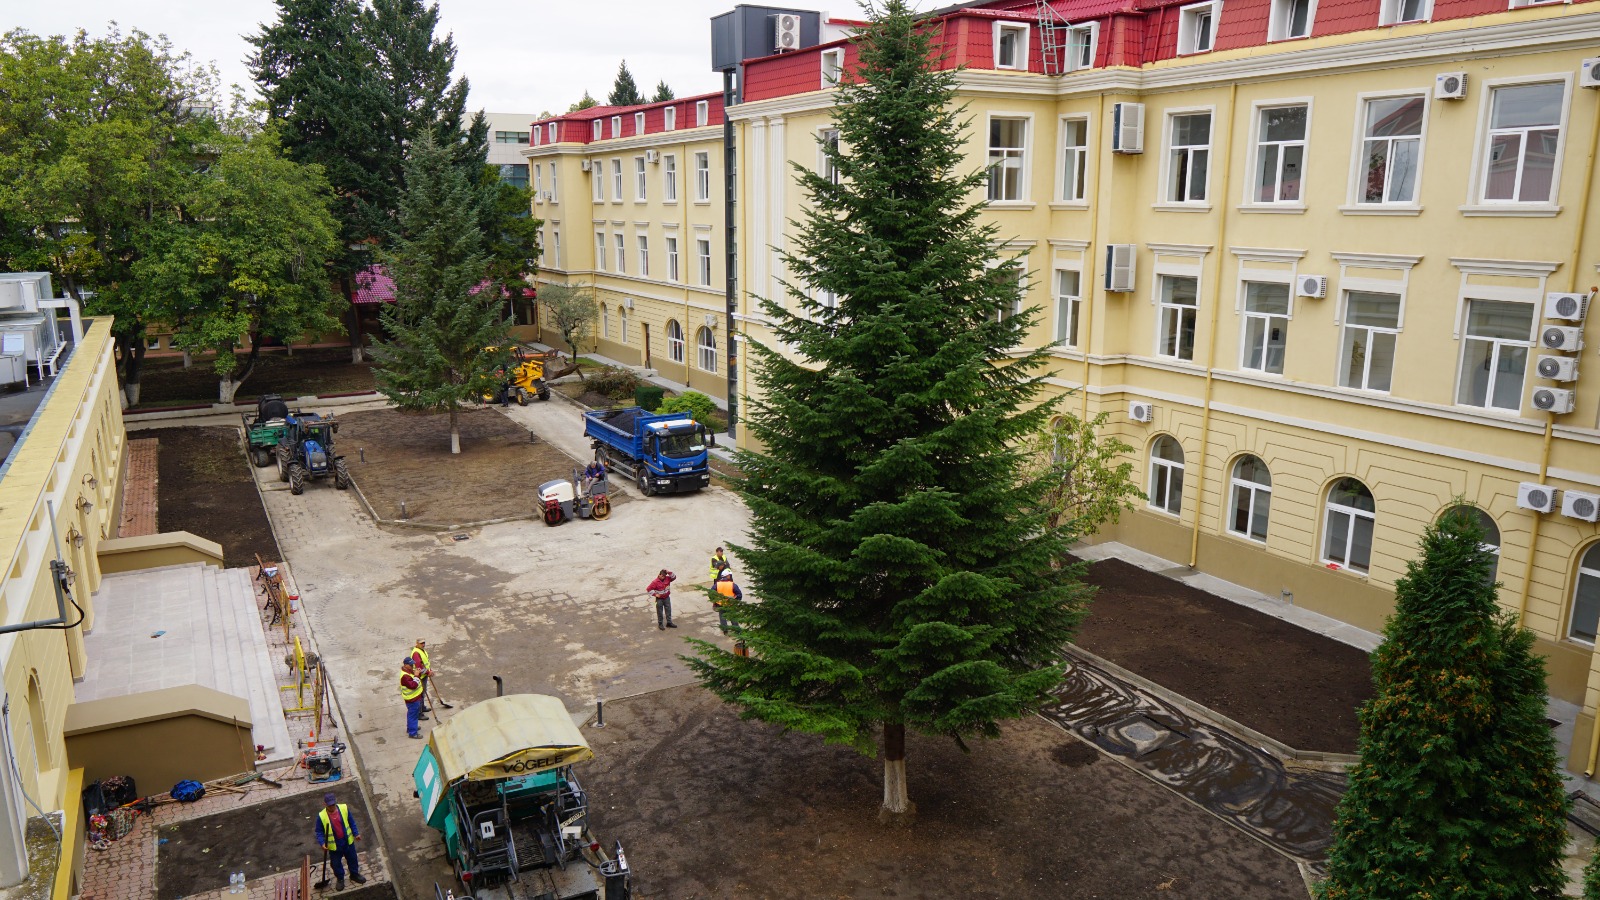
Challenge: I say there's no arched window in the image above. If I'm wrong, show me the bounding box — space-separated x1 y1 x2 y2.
697 327 718 373
1569 544 1600 644
1148 436 1184 515
601 304 610 339
666 320 684 363
1323 477 1376 574
26 673 49 771
1228 455 1272 542
1439 505 1501 582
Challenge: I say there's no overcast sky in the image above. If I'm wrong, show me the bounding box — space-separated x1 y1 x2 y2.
8 0 763 120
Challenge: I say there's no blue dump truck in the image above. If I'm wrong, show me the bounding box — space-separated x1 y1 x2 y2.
582 407 713 497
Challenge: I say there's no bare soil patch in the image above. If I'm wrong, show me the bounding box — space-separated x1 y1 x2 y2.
149 426 279 567
333 407 624 526
134 347 377 408
1075 557 1373 754
582 684 1307 900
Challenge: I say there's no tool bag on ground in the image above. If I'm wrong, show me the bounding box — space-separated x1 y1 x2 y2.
169 779 206 802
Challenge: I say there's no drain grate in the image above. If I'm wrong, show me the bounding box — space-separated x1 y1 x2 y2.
1100 713 1189 759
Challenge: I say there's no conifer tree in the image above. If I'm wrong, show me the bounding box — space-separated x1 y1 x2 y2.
371 134 507 454
1586 849 1600 900
652 80 675 102
569 92 599 112
684 0 1090 821
1319 509 1570 899
608 60 645 106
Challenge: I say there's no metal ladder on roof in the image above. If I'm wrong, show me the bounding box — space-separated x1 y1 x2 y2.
1035 0 1074 75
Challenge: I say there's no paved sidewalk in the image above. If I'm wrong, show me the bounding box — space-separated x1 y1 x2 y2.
119 438 159 537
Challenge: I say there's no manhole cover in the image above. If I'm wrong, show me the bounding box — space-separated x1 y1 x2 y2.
1104 713 1188 759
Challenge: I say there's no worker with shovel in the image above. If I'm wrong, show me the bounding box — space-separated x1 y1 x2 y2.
410 639 432 721
400 660 425 739
314 792 366 891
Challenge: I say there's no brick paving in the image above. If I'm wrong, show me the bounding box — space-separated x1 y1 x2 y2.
119 438 159 537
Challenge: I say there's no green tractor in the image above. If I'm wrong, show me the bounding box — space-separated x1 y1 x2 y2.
243 394 293 467
275 413 350 495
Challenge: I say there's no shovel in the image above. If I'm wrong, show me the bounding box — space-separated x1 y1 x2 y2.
428 677 454 710
314 849 330 890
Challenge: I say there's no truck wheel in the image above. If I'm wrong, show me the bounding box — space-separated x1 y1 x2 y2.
288 464 306 495
637 471 654 498
333 459 351 490
276 446 291 482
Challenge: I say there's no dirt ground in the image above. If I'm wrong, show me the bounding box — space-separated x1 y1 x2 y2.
333 406 624 525
147 426 280 567
134 347 378 408
1075 558 1373 753
154 781 370 900
582 684 1307 900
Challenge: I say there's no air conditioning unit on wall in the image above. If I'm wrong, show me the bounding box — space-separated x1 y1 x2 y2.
1127 401 1154 423
1517 481 1558 513
1104 244 1136 293
1531 387 1576 414
1436 72 1468 100
1536 354 1579 381
1111 102 1144 154
1563 489 1600 522
645 149 661 164
1296 275 1328 299
580 159 593 172
1546 292 1590 321
1581 58 1600 89
1542 325 1584 352
774 13 801 52
705 314 719 329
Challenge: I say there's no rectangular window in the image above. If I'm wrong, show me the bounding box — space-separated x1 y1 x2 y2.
1060 118 1088 202
494 131 529 144
498 164 528 188
550 166 558 202
1167 113 1211 202
552 231 561 267
602 304 610 339
614 233 626 274
664 155 678 201
619 308 628 343
1457 299 1535 411
821 48 844 87
696 238 712 286
1253 106 1307 203
696 100 709 127
1269 0 1315 40
1157 275 1199 360
664 106 676 131
634 112 645 134
637 235 650 277
534 164 543 197
531 129 539 147
547 123 557 143
1067 24 1096 70
995 23 1028 69
820 129 841 185
666 236 680 282
1339 291 1402 391
694 152 711 201
610 116 621 137
1240 282 1290 374
1481 82 1565 204
1178 1 1218 53
1358 95 1424 204
592 164 604 202
611 159 623 201
635 157 647 200
595 232 607 271
987 117 1027 202
1380 0 1430 24
1054 269 1083 346
592 120 603 141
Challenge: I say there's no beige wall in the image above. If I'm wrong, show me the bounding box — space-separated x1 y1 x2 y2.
64 686 254 789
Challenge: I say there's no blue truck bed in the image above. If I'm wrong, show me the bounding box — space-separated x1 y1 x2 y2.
583 407 712 496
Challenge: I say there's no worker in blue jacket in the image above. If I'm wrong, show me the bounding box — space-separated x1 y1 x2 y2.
314 792 367 891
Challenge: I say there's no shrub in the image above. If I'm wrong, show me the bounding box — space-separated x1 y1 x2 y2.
635 384 665 411
659 390 718 424
584 366 642 401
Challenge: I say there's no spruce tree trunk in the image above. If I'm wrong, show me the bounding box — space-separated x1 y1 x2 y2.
879 722 915 825
449 404 460 455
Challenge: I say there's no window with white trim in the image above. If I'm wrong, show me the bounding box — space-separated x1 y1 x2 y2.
1380 0 1430 24
994 22 1028 69
1166 113 1211 202
666 236 680 282
1268 0 1315 40
552 231 561 267
987 117 1028 202
592 164 604 202
1054 269 1082 346
696 100 709 127
592 120 602 141
635 157 647 201
697 326 717 372
1511 0 1563 8
1439 505 1500 582
594 231 607 271
1157 275 1199 361
1240 282 1290 374
1480 81 1565 205
547 123 557 142
664 106 677 131
534 165 543 198
550 166 558 202
614 233 626 274
1060 118 1088 202
663 154 678 201
1339 291 1401 391
601 304 610 339
696 238 712 286
1569 543 1600 644
1456 299 1535 411
666 319 684 363
1252 105 1307 204
1323 477 1375 574
820 129 841 185
1357 95 1425 205
694 152 711 201
611 159 623 201
821 48 844 87
637 235 650 277
1178 1 1219 53
619 307 629 343
634 112 645 134
610 116 621 137
1229 455 1272 542
530 129 539 147
1148 435 1185 515
1067 24 1097 70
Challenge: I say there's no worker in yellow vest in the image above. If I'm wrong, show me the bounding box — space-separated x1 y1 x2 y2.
409 639 432 719
400 659 425 739
314 791 366 890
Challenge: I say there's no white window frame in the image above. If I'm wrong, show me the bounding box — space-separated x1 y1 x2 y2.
821 48 844 87
594 231 607 271
530 129 540 147
696 238 712 286
1379 0 1431 25
994 22 1029 70
551 230 561 268
819 128 842 185
664 106 677 131
619 307 629 344
1155 274 1200 361
592 120 602 141
1569 543 1600 645
611 159 623 202
637 234 650 277
697 326 717 372
1247 102 1310 207
610 115 622 137
1053 267 1084 347
1511 0 1566 7
1067 23 1098 70
1454 296 1536 413
1348 91 1428 209
1468 76 1571 210
547 123 557 143
1322 478 1376 574
614 233 626 274
549 166 558 203
1148 435 1185 516
1337 290 1403 392
1239 280 1292 374
696 100 709 127
592 163 605 202
986 114 1032 204
634 157 648 201
1161 109 1213 206
1059 116 1089 204
666 236 680 282
1228 455 1272 543
667 319 685 363
634 112 645 134
663 154 678 202
1178 1 1221 54
694 152 711 202
1268 0 1317 40
601 304 610 339
534 165 543 200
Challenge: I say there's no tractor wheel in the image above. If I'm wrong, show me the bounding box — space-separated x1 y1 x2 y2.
515 387 528 406
288 464 306 495
251 447 271 468
537 384 551 401
592 495 611 520
333 459 351 490
276 446 291 482
637 471 654 498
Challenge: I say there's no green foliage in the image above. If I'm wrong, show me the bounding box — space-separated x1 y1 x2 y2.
607 60 645 107
1585 846 1600 900
539 281 598 358
1025 410 1143 539
1319 510 1570 899
471 143 541 320
683 0 1089 810
651 80 675 102
584 366 642 401
635 384 665 411
568 92 599 112
658 391 717 424
370 134 508 443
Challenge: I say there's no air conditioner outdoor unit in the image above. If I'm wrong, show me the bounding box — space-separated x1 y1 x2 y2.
1111 102 1144 154
1296 275 1328 299
1532 386 1576 414
580 159 593 172
1542 325 1584 352
1546 292 1590 322
1435 72 1468 100
1104 243 1136 293
1517 481 1558 513
1128 401 1154 423
1563 489 1600 522
705 314 719 329
541 191 553 202
1537 354 1579 381
1582 58 1600 89
622 298 634 309
645 149 661 164
774 13 802 52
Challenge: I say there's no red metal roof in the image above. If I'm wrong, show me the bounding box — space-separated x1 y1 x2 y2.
352 267 395 305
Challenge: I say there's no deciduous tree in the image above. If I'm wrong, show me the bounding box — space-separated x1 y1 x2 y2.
684 0 1090 822
538 281 597 359
1024 411 1143 537
569 92 599 112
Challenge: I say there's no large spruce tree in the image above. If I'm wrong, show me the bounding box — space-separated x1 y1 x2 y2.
608 60 645 106
371 135 507 454
1320 509 1570 899
684 0 1090 820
